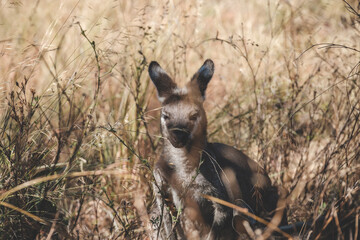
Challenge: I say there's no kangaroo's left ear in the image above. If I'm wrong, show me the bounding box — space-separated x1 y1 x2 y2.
191 59 214 99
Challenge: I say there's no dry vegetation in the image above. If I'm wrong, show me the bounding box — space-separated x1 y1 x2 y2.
0 0 359 239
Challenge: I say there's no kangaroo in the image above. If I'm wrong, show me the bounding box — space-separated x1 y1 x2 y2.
148 59 285 240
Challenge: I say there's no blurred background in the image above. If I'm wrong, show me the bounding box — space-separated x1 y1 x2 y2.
0 0 359 239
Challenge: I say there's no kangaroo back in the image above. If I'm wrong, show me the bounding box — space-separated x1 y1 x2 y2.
148 59 284 240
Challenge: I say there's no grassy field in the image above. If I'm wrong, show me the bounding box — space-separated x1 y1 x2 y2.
0 0 359 239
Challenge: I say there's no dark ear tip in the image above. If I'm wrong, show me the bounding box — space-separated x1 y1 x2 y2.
149 61 160 71
203 59 214 70
198 59 214 77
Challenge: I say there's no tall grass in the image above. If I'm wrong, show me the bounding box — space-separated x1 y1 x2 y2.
0 0 359 239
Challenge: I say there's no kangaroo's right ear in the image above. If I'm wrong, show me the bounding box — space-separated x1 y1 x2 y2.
148 61 177 102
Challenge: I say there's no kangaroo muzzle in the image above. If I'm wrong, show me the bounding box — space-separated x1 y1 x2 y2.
169 127 190 148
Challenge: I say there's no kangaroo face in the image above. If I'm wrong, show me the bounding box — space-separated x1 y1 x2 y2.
149 60 214 149
160 94 205 148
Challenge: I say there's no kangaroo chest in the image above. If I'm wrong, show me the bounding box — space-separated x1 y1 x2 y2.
157 148 232 227
162 160 217 206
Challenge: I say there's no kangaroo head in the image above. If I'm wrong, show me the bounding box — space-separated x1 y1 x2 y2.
149 59 214 149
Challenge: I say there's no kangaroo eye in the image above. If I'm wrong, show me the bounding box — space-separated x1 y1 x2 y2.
162 113 170 120
189 113 199 121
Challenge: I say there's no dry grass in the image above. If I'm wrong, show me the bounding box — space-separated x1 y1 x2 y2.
0 0 359 239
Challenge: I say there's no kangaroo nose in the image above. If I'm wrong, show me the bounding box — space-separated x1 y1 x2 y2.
172 129 189 141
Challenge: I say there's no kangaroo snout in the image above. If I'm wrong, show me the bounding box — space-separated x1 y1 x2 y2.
169 127 190 148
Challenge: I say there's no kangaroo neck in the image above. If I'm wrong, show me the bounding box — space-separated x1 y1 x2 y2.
164 136 207 172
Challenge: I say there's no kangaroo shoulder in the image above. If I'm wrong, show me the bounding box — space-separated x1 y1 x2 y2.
208 142 265 173
154 157 175 182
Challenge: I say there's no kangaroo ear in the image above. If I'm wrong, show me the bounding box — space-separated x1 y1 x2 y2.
148 61 177 102
191 59 214 99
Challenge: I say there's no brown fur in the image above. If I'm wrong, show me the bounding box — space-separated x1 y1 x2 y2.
148 59 285 240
